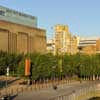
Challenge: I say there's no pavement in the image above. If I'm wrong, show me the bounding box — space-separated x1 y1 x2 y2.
13 81 94 100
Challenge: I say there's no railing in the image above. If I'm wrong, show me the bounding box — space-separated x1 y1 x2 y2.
0 79 79 98
48 82 97 100
0 78 99 100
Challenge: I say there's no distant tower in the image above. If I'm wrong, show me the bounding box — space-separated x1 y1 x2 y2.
54 24 71 54
54 24 79 55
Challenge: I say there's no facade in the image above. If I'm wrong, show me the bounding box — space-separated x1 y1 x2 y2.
78 38 100 54
0 6 46 54
47 39 55 54
96 39 100 53
54 24 78 55
70 35 79 54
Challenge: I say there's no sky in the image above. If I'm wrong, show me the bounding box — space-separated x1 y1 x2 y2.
0 0 100 39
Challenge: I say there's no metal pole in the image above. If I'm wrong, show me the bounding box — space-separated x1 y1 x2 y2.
6 67 9 95
70 34 71 55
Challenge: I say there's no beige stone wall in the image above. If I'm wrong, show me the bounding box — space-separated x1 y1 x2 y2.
96 39 100 51
81 45 96 55
0 20 46 54
8 32 17 53
0 29 9 52
17 32 28 54
70 37 78 54
33 32 47 53
79 39 100 55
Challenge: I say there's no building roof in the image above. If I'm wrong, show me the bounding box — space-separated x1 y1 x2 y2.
79 39 97 47
0 5 37 27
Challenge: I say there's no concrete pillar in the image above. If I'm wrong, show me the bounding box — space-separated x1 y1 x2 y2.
8 32 17 53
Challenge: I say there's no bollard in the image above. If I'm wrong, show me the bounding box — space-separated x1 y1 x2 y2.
10 88 13 95
21 87 23 93
42 80 44 89
45 79 47 89
38 82 40 90
34 83 37 90
44 79 47 89
0 91 1 96
16 88 19 95
34 83 36 90
30 86 32 91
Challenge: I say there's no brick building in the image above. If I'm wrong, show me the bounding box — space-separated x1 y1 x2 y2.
0 6 46 54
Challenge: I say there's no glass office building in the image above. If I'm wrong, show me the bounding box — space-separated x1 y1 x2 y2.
0 5 37 27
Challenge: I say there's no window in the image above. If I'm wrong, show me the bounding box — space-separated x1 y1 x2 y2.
0 10 5 16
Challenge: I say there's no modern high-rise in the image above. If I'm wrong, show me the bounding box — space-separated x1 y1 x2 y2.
0 6 46 54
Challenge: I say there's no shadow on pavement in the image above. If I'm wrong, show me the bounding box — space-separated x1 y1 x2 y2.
0 94 18 100
10 94 18 100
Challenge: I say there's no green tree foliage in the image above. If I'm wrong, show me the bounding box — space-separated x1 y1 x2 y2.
30 53 58 80
63 54 80 77
0 51 100 80
0 51 23 75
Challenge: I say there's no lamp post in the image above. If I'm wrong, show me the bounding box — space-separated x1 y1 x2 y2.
52 66 56 84
58 49 63 80
6 67 9 77
2 67 10 100
70 34 72 55
6 67 9 89
52 65 58 90
78 47 82 82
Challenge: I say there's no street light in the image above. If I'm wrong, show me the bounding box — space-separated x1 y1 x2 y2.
6 67 9 89
52 65 58 90
1 67 11 100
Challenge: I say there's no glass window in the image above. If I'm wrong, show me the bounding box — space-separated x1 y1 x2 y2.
0 10 5 16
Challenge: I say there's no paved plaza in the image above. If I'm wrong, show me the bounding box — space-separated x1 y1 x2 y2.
13 81 91 100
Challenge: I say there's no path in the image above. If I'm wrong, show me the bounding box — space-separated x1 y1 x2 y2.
14 81 94 100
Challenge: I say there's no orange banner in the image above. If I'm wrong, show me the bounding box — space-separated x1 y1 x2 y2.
25 59 31 76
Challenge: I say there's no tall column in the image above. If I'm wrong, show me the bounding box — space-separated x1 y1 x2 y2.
17 32 28 54
8 32 17 53
0 28 9 52
29 35 34 53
